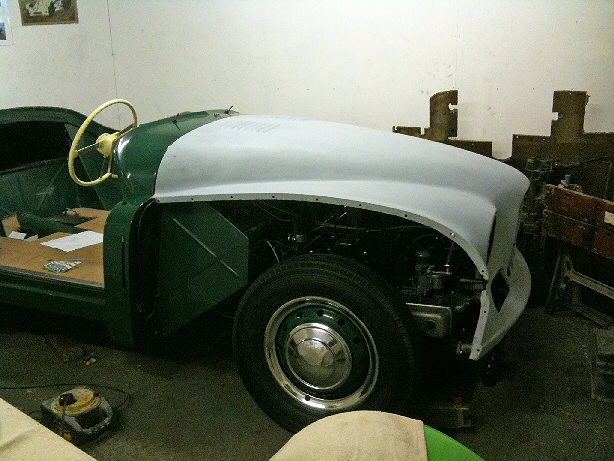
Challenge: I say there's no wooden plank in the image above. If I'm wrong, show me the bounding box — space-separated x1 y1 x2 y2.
544 185 614 260
544 185 606 226
0 398 98 461
543 210 614 260
0 235 104 285
543 210 596 250
594 228 614 260
0 208 108 285
544 184 614 232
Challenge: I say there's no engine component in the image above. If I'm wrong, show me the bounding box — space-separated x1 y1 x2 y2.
456 342 473 355
415 250 432 298
414 250 453 300
219 199 486 344
407 303 452 338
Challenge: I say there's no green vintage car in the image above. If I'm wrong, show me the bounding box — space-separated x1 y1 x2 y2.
0 100 530 432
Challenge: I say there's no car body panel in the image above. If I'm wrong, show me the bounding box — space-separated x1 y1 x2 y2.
0 106 102 129
154 115 530 358
0 107 245 347
102 197 151 345
157 201 249 335
0 265 106 318
472 247 530 359
155 116 527 276
114 111 233 198
0 106 531 361
0 106 123 211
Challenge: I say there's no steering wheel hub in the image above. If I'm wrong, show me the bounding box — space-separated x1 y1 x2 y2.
95 132 117 158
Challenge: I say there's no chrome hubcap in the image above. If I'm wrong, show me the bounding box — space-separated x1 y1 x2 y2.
286 323 352 391
265 296 378 411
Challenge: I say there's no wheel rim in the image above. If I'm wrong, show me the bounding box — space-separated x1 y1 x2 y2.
265 296 378 410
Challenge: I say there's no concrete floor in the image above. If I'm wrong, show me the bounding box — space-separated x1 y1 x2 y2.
1 304 613 461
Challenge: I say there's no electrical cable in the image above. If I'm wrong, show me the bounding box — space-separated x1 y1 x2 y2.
27 409 42 420
58 392 75 439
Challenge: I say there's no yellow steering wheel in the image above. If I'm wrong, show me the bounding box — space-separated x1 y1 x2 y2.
68 99 138 186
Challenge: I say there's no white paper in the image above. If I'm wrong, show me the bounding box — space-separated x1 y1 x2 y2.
41 231 103 252
8 231 26 240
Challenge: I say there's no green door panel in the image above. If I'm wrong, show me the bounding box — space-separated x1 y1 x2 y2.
157 202 249 335
103 197 152 346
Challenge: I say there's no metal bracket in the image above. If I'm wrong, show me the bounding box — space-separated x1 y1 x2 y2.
393 90 492 156
551 90 589 143
412 401 473 429
547 251 614 327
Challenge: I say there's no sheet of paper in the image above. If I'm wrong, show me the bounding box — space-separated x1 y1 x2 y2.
41 231 103 252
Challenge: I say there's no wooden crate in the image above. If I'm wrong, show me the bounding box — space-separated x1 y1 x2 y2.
543 185 614 260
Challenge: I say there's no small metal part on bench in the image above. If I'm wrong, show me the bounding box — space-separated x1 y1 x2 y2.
44 259 82 273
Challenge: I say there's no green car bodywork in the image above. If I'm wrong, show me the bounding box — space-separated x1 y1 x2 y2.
0 107 247 347
1 103 531 433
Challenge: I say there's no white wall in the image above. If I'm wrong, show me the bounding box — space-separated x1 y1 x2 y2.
2 0 613 157
0 1 117 120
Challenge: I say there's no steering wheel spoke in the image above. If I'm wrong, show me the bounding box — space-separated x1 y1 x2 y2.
117 123 136 136
68 99 138 187
76 141 101 157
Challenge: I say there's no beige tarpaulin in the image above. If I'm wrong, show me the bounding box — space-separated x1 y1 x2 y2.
0 398 97 461
271 411 428 461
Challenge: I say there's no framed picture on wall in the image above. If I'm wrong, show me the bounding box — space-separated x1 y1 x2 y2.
0 0 9 45
0 0 12 46
0 17 14 45
19 0 78 26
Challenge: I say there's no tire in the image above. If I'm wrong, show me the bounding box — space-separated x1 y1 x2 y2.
233 253 420 433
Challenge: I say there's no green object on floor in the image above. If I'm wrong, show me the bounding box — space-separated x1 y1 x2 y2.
18 212 85 237
425 425 485 461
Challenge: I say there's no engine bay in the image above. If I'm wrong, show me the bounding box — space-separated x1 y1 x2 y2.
213 200 486 343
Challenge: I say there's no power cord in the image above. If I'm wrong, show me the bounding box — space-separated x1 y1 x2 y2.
58 392 77 439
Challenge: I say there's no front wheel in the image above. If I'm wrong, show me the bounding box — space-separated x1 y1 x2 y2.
233 254 420 432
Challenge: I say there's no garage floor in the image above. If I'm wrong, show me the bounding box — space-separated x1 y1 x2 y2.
1 303 613 461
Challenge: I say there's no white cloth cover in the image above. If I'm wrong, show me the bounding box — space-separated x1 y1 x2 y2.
0 398 97 461
271 411 428 461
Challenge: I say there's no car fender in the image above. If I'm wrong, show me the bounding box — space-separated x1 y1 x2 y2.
153 115 531 359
